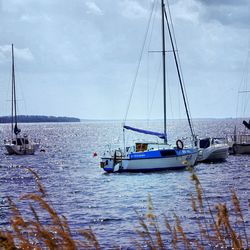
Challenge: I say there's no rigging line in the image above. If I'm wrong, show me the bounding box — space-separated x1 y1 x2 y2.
236 27 249 131
242 51 250 116
165 0 195 131
154 48 174 121
147 0 158 51
163 6 195 139
123 0 156 124
148 60 161 120
147 0 158 125
236 47 250 119
166 59 174 119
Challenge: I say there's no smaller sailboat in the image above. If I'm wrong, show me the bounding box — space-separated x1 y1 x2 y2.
4 44 39 155
228 48 250 154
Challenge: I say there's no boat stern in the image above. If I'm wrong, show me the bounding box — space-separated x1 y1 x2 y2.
100 158 118 173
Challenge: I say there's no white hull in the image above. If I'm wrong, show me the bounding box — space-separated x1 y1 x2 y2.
101 150 198 173
197 145 229 162
5 143 39 155
4 139 39 155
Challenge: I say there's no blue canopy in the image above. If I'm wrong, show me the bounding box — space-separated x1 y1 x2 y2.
123 125 166 140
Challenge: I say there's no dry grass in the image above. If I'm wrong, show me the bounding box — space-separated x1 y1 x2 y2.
0 168 100 250
135 173 249 249
0 169 249 249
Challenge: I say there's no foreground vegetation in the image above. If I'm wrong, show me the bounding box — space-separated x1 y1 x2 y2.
0 168 249 249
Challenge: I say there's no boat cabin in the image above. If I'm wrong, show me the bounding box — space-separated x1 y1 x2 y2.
199 138 210 149
198 137 226 149
12 138 29 145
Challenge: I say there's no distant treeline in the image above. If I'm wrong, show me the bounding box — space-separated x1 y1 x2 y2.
0 115 80 123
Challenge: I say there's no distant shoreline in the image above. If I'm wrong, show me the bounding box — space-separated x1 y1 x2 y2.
0 115 80 123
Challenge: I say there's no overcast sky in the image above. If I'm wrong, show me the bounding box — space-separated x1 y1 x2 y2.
0 0 250 120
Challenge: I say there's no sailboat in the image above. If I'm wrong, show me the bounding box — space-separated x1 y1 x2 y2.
100 0 198 173
4 44 40 155
229 117 250 154
228 49 250 154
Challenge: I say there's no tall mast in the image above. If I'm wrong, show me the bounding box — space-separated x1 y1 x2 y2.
11 44 14 136
11 44 19 136
161 0 167 144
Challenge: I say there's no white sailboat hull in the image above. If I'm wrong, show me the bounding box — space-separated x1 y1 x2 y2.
101 149 198 173
5 143 39 155
122 154 197 171
4 139 39 155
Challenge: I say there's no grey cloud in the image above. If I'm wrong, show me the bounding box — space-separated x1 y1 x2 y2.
194 0 250 28
0 0 148 74
195 0 247 6
0 0 249 118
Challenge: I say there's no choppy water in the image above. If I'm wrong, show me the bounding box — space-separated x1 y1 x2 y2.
0 119 249 248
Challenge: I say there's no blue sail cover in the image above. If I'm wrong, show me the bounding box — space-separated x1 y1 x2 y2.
123 125 166 140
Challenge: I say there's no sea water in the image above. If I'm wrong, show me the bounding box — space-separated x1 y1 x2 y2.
0 119 249 248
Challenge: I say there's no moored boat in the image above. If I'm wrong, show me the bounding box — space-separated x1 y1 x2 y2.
228 129 250 154
229 48 250 154
196 137 229 162
4 136 39 155
3 44 40 155
100 0 198 173
101 140 198 173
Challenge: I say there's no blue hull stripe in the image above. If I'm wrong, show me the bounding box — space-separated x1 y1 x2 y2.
127 152 197 160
